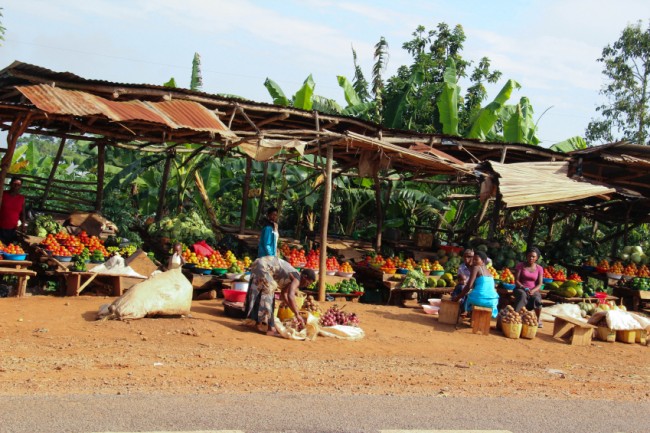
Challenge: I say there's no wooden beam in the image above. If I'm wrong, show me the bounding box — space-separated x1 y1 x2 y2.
317 144 334 303
374 172 384 252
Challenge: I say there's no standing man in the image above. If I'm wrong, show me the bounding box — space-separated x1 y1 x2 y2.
0 177 26 245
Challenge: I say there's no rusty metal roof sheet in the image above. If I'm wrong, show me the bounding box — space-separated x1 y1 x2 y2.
16 84 236 138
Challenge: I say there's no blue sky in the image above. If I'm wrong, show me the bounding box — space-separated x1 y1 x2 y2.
1 0 647 146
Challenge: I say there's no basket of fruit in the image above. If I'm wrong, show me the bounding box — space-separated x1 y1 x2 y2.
53 254 73 262
3 252 27 261
3 243 27 260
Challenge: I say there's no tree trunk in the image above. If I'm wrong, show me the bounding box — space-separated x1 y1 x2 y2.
317 145 334 303
374 173 384 253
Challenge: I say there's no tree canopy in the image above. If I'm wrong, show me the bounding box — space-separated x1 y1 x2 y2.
586 20 650 145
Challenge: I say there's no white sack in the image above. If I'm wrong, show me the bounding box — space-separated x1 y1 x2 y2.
588 310 648 331
274 313 319 341
97 268 192 320
91 254 146 278
318 325 365 340
540 303 582 323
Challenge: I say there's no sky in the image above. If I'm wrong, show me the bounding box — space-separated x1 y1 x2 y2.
1 0 648 147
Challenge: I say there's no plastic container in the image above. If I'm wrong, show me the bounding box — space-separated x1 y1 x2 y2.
597 326 616 342
3 253 27 261
225 273 243 280
606 272 622 280
427 298 442 307
431 270 445 276
193 267 212 275
326 270 337 276
231 281 249 292
542 278 553 284
616 330 636 344
501 283 516 290
337 271 354 278
422 305 440 315
53 255 72 262
223 289 247 303
212 268 228 276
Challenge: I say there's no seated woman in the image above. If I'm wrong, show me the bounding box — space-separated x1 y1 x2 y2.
243 256 316 335
513 246 544 328
452 251 499 318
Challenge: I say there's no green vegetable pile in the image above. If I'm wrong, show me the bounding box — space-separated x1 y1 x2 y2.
631 277 650 291
402 269 427 289
28 215 63 237
147 211 214 245
336 278 364 294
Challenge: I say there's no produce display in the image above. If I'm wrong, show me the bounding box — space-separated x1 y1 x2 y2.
336 278 364 294
339 262 354 273
519 307 538 326
42 231 109 258
498 305 522 324
402 269 427 289
301 295 321 315
486 263 499 279
147 211 213 244
304 249 320 270
630 277 650 291
28 214 63 237
319 305 360 327
326 256 340 272
280 245 306 267
499 268 515 284
3 243 25 254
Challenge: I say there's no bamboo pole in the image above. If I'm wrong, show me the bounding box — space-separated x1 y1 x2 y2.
488 195 502 240
0 113 32 211
239 157 252 234
317 144 334 303
155 152 174 222
41 137 66 207
95 142 106 212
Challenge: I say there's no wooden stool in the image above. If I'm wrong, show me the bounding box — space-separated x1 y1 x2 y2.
471 306 492 335
438 296 460 325
551 314 596 346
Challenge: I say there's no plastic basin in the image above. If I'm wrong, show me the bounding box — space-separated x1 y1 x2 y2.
223 289 247 303
3 253 27 260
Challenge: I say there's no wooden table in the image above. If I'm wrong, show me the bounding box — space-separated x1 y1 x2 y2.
611 285 650 312
552 314 596 346
0 267 37 297
387 286 454 307
302 289 362 302
0 259 33 269
546 293 618 305
64 272 146 296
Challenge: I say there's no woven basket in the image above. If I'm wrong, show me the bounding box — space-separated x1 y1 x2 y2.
521 324 537 339
502 322 522 339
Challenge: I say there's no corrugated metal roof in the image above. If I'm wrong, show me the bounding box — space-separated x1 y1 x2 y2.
16 84 236 138
485 161 617 208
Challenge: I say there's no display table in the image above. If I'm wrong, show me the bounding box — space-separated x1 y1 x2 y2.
611 285 650 312
387 286 454 307
0 266 37 297
302 289 362 302
546 292 618 304
64 272 146 296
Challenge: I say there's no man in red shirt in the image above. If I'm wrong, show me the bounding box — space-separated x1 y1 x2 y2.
0 177 26 244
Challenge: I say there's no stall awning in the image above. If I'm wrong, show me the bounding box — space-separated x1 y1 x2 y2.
16 84 236 139
482 161 617 208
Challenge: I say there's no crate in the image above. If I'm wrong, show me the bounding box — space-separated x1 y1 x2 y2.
471 306 492 335
415 232 434 248
635 329 647 345
438 297 460 324
616 330 636 344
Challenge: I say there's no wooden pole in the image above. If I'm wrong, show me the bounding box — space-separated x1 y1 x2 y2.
255 162 269 226
374 172 384 253
95 142 106 212
0 114 32 211
155 152 174 222
194 171 222 241
488 195 502 240
41 137 66 207
317 144 334 303
526 206 541 249
239 157 252 234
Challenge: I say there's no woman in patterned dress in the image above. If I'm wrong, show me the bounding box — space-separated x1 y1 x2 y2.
243 256 316 335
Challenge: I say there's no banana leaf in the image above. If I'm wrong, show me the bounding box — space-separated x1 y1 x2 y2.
383 69 423 129
293 75 315 111
337 75 362 107
437 58 460 136
550 136 587 153
263 78 289 106
467 79 520 140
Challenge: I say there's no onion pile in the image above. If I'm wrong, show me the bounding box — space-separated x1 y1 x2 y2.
302 295 321 315
319 304 360 327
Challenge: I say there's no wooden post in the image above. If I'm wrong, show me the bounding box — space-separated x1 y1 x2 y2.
41 137 66 207
255 162 269 226
526 206 541 250
155 152 174 222
239 157 252 234
95 142 106 212
194 171 222 241
374 172 384 253
500 146 508 163
0 114 32 211
488 195 502 240
317 144 334 303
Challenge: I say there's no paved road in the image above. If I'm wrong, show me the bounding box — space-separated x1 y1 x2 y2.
1 393 647 433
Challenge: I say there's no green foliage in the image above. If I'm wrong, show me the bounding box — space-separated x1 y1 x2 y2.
550 136 587 153
163 77 177 88
148 210 214 245
437 58 460 135
293 75 315 111
402 269 427 289
0 7 5 45
28 214 63 237
190 52 203 91
586 20 650 145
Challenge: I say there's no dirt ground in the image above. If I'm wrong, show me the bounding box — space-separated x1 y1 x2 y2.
0 295 647 400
